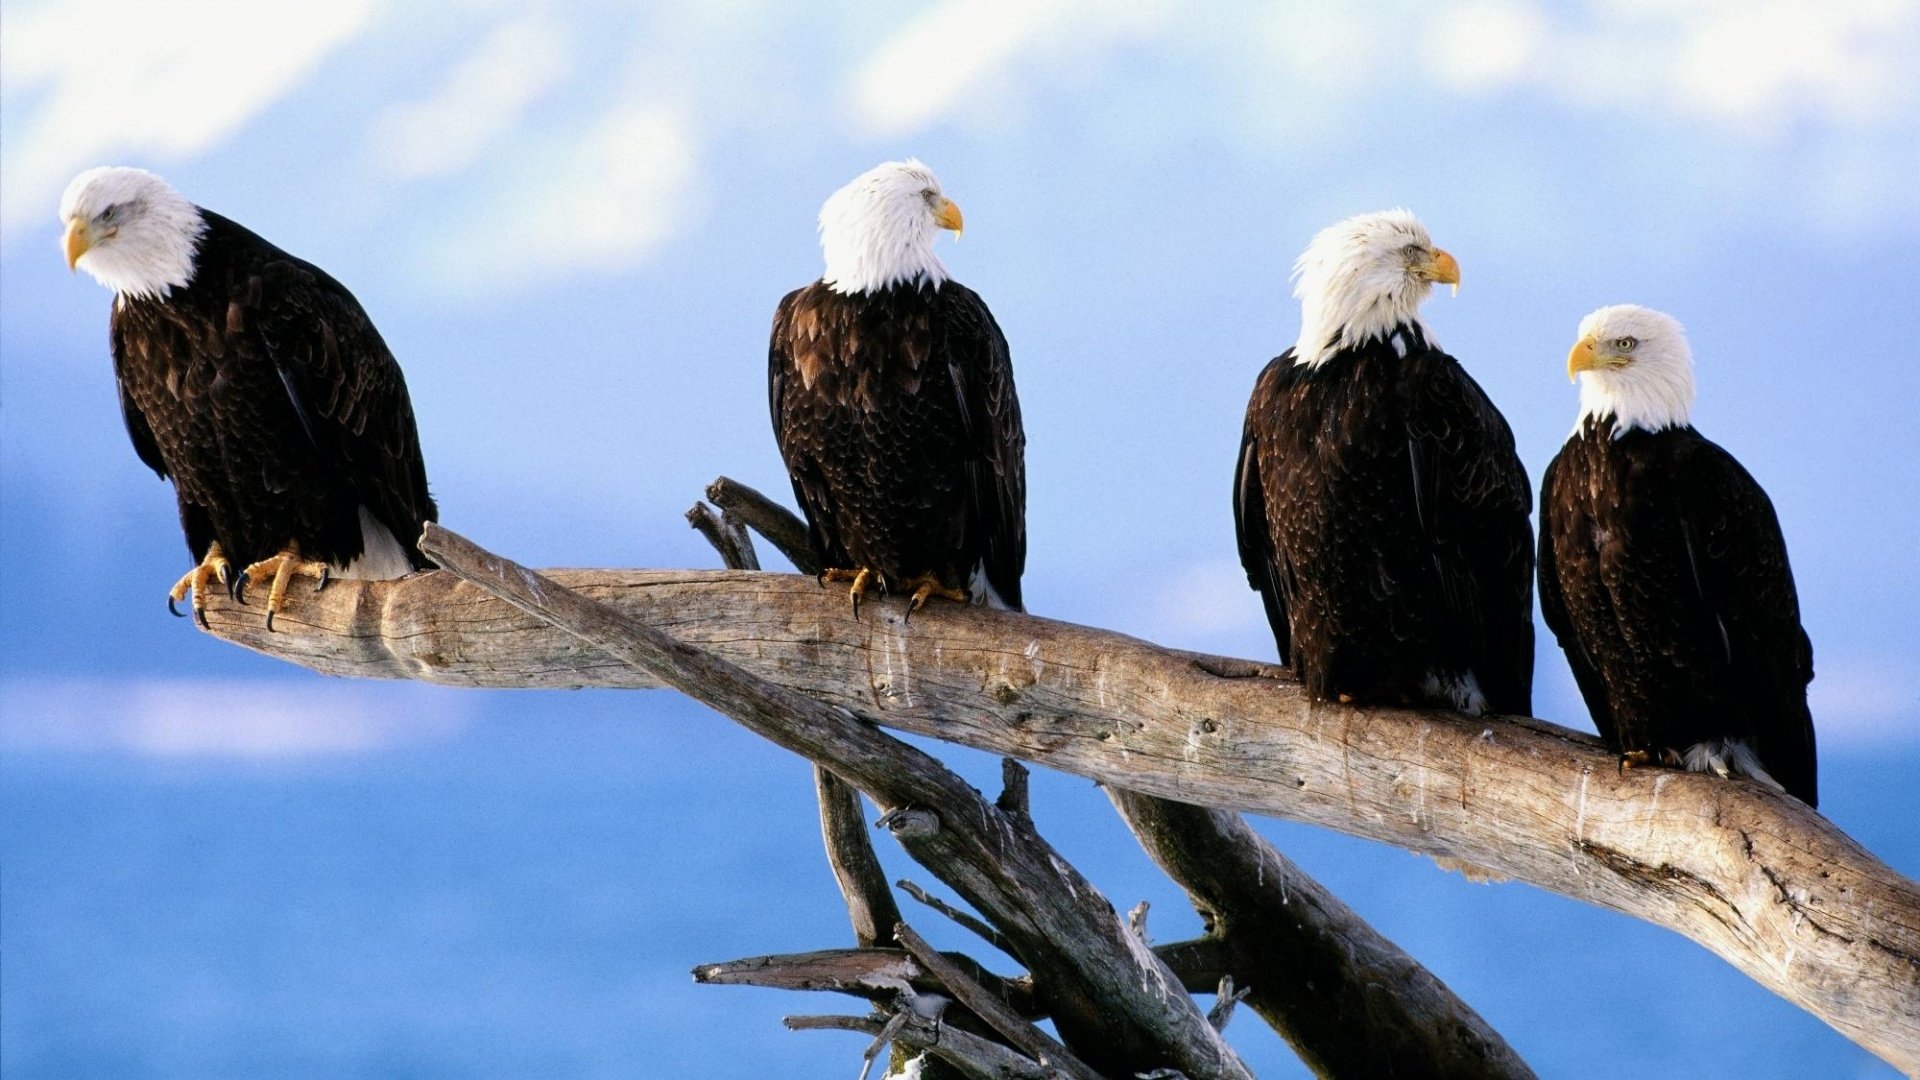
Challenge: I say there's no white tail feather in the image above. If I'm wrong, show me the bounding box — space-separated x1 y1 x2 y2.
335 506 415 581
1682 739 1785 793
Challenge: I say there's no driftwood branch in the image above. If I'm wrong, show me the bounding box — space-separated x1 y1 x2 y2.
689 497 900 955
814 766 903 949
898 880 1017 958
692 934 1240 1019
707 476 820 575
694 947 1029 1011
893 921 1105 1080
785 1013 1051 1080
1109 791 1536 1078
685 502 760 572
690 487 1521 1074
413 526 1249 1080
201 559 1920 1070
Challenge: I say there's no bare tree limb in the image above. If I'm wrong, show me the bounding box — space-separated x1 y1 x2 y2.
785 1013 1052 1080
694 947 1030 1011
686 502 761 572
814 767 904 949
689 479 1504 1074
413 526 1250 1080
997 759 1031 820
898 880 1017 958
201 565 1920 1071
1206 976 1250 1034
706 476 819 575
696 948 928 998
893 922 1105 1080
691 494 899 960
692 939 1234 1019
1109 791 1537 1078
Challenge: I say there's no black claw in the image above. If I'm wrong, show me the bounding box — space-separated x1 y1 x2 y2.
168 596 186 618
315 566 331 592
233 574 250 605
215 563 232 587
265 609 277 633
195 607 210 630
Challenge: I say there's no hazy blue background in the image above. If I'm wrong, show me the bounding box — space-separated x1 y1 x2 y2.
4 2 1917 1076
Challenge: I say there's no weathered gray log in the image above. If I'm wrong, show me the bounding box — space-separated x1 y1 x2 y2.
785 1013 1049 1080
412 527 1250 1080
693 498 1094 1079
201 565 1920 1070
695 947 1030 1009
1109 791 1537 1078
707 476 820 575
893 921 1105 1080
815 767 902 949
694 479 1522 1076
693 938 1233 1015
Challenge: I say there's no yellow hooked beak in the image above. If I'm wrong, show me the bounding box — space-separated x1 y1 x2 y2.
1567 335 1601 382
64 218 93 271
933 196 964 239
1423 246 1460 296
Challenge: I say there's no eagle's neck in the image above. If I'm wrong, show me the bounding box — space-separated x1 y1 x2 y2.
86 206 208 302
1294 296 1432 370
1296 320 1429 370
1575 365 1693 438
819 210 947 296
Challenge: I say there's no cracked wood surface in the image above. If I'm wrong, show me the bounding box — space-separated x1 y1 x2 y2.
200 566 1920 1070
407 531 1249 1080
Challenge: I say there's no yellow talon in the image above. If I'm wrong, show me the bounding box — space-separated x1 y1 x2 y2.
902 573 968 618
168 542 232 628
820 566 879 617
238 544 333 631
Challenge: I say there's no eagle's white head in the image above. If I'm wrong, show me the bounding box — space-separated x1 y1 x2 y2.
1291 209 1460 369
60 167 205 301
818 159 964 296
1567 304 1694 435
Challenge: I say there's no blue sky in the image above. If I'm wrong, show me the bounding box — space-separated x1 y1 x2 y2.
4 2 1919 1077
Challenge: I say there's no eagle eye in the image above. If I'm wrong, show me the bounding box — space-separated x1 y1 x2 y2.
1614 336 1639 351
99 204 120 224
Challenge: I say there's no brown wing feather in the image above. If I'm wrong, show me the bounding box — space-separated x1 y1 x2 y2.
938 284 1025 610
252 257 436 567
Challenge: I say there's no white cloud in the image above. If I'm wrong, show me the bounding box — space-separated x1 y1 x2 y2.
1428 0 1548 93
846 0 1175 137
1419 0 1920 134
431 99 701 293
367 13 572 181
1 676 471 759
0 0 373 232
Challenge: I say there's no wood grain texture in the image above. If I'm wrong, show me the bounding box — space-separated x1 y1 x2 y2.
407 529 1248 1080
201 565 1920 1071
1109 791 1535 1078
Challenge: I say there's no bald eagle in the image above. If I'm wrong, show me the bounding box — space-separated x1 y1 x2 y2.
1541 305 1817 805
1233 210 1534 715
769 160 1024 615
61 167 436 629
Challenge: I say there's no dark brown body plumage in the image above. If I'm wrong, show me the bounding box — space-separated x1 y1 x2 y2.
112 210 435 572
1234 325 1534 714
1540 417 1817 805
769 280 1024 609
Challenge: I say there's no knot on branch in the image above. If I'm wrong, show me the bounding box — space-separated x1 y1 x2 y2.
877 807 941 840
